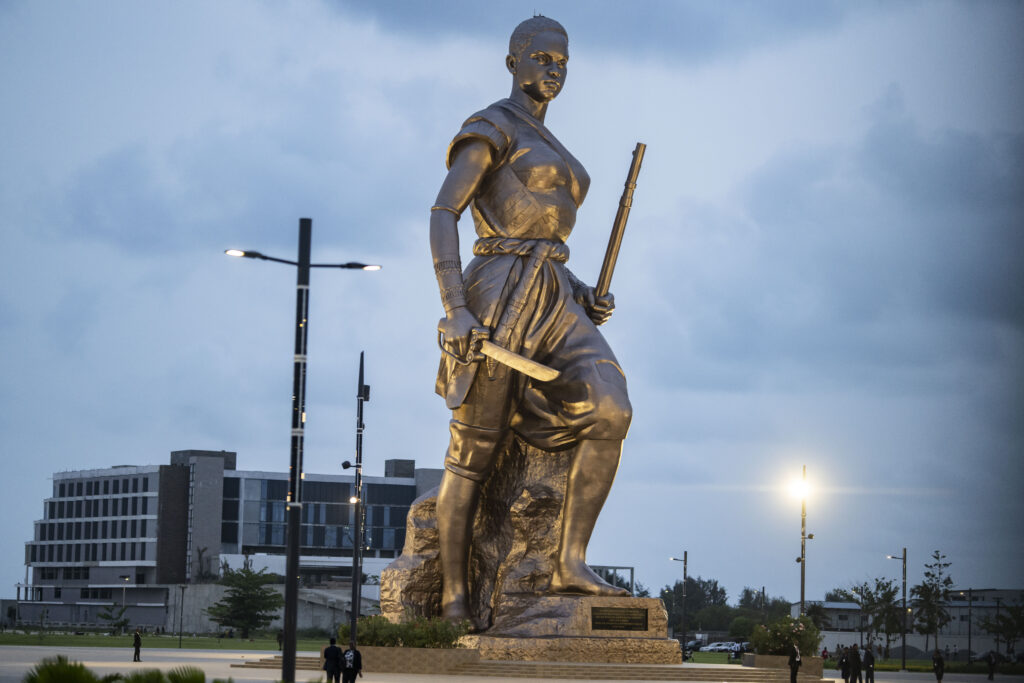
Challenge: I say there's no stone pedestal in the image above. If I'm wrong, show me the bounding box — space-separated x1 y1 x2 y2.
462 594 681 663
379 439 678 663
464 593 681 663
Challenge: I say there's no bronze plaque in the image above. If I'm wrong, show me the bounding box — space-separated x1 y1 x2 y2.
591 606 648 631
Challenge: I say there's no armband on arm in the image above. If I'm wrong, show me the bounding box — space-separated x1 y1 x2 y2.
434 256 466 313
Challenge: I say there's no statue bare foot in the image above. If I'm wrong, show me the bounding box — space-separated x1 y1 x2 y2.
548 562 630 596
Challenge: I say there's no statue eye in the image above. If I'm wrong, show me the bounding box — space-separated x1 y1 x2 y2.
534 53 551 65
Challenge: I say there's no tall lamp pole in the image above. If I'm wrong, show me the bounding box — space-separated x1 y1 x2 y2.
225 219 380 683
886 548 907 671
794 466 813 616
342 352 370 645
669 553 687 645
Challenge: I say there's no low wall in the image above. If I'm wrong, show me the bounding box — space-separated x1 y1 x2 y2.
320 645 479 673
743 653 824 678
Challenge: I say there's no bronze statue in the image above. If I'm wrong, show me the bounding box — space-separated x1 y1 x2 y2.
430 16 632 623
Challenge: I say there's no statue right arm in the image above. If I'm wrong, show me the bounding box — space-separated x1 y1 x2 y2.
431 138 494 360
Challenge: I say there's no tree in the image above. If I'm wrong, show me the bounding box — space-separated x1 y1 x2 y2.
980 597 1024 655
910 550 953 650
825 588 850 602
805 603 831 630
659 575 730 634
97 605 129 635
205 562 284 638
730 615 757 640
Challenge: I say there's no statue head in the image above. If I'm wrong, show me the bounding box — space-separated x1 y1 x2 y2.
508 15 567 61
506 16 569 104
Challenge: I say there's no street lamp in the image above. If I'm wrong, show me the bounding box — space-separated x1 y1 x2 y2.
225 218 380 683
670 553 688 646
177 584 186 648
791 466 813 616
959 589 972 663
341 352 370 646
120 575 130 609
886 548 907 671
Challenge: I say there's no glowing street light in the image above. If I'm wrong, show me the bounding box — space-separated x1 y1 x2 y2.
792 466 814 616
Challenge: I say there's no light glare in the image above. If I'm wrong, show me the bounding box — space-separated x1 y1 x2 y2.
225 249 245 257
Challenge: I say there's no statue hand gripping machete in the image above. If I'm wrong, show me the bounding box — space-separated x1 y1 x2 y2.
429 16 644 624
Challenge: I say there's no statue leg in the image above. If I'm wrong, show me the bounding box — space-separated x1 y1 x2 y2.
437 470 480 621
549 438 630 596
438 418 506 622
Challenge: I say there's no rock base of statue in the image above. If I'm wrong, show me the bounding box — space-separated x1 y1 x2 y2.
381 437 575 631
462 593 682 663
380 439 679 664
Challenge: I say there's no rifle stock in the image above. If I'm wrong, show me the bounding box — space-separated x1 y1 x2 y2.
596 142 646 297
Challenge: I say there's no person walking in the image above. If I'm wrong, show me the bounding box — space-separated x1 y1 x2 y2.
953 644 959 661
342 640 363 683
933 649 945 682
839 647 851 683
863 644 875 683
322 637 343 683
276 629 283 651
986 650 997 680
132 629 142 662
849 643 863 683
788 642 802 683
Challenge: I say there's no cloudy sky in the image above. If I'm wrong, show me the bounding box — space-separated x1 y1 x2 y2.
1 1 1021 605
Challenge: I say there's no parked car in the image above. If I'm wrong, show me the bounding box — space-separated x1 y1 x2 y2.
701 642 735 652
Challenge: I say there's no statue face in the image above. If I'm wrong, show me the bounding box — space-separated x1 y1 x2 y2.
511 31 568 103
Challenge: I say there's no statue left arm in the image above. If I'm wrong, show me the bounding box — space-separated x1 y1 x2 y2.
566 267 614 326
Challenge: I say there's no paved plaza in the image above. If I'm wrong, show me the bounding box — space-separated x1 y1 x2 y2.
1 645 1021 683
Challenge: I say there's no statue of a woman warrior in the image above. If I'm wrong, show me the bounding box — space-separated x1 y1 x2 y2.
430 16 631 622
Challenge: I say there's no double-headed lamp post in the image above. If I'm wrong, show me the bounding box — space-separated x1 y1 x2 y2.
886 548 907 671
669 553 688 645
791 466 813 616
226 218 380 683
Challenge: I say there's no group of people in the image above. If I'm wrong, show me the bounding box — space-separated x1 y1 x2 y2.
834 644 876 683
322 638 363 683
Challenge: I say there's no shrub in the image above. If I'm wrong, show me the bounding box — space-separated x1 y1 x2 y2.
23 655 100 683
122 671 168 683
165 667 207 683
750 615 821 656
338 615 469 648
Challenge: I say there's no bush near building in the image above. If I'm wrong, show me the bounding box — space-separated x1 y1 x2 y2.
750 615 821 656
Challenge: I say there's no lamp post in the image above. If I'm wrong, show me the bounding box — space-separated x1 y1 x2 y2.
177 584 186 648
226 218 380 683
960 589 973 663
792 466 813 616
120 575 130 608
669 553 687 645
342 352 370 645
886 548 907 671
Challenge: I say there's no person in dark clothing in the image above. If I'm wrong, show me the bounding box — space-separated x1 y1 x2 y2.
986 650 997 680
276 629 283 651
839 647 850 683
863 644 876 683
933 649 945 682
132 629 142 662
342 641 363 683
322 637 343 683
849 643 862 683
788 643 802 683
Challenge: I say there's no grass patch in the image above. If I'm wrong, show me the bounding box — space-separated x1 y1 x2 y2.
0 631 328 652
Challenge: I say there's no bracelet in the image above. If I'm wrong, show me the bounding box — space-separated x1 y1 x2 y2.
434 258 463 275
441 285 467 306
431 204 461 217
